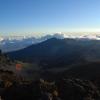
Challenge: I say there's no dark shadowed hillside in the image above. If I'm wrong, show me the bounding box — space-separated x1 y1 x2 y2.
7 38 100 68
0 50 16 72
62 62 100 80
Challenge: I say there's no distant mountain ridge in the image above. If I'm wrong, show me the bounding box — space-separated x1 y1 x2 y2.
7 38 100 69
1 33 100 52
0 34 64 52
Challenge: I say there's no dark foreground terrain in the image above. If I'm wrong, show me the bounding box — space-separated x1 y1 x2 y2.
0 76 100 100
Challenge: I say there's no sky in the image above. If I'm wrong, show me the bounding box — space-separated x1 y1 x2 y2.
0 0 100 36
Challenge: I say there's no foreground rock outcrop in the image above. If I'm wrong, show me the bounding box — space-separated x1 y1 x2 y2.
0 78 99 100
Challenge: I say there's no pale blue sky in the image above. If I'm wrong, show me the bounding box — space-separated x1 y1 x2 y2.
0 0 100 36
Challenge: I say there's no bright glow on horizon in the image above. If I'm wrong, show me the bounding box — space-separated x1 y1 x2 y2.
1 28 100 36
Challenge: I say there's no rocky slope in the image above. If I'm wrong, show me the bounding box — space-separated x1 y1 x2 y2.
0 78 100 100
